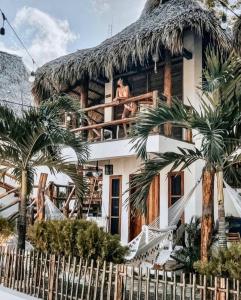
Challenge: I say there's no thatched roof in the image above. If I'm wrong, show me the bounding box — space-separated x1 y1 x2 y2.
33 0 229 101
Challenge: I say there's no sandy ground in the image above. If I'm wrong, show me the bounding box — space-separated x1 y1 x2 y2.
0 285 38 299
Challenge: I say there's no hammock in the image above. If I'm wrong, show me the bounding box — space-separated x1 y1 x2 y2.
126 178 201 264
1 234 33 250
224 181 241 217
45 197 65 221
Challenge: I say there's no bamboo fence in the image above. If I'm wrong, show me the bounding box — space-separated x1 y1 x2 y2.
0 247 240 300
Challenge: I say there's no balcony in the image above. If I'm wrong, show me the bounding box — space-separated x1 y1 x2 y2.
68 91 193 145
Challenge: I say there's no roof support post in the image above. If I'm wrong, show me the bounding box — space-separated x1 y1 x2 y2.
80 77 89 109
163 50 172 137
80 77 89 139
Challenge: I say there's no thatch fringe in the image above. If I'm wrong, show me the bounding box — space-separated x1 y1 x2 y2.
233 17 241 54
32 0 229 102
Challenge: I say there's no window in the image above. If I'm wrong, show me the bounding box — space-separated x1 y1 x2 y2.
168 172 184 207
109 176 122 235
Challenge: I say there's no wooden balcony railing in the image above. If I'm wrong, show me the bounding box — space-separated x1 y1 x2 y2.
68 91 192 143
69 92 157 141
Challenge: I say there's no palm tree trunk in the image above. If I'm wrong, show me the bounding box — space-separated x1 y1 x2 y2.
217 169 227 249
17 170 28 250
201 168 214 262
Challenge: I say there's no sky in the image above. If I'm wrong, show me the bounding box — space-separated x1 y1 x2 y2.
0 0 146 70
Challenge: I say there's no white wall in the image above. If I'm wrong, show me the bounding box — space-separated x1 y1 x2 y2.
182 31 204 222
183 32 202 110
88 134 194 161
101 157 141 244
101 156 204 244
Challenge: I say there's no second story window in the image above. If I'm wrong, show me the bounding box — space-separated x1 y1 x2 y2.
168 172 184 207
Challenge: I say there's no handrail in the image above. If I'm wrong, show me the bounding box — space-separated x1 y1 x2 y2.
0 188 18 200
0 199 20 212
0 173 17 181
71 117 136 133
81 92 153 113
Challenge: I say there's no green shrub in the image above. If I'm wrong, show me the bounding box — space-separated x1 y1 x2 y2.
27 219 128 263
171 218 201 273
194 243 241 279
0 217 14 244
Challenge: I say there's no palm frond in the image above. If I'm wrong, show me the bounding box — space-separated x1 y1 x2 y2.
127 148 203 214
131 99 190 159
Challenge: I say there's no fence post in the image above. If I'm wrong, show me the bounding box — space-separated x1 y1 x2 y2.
114 264 123 300
182 273 186 300
237 280 240 300
48 254 56 300
192 273 196 300
217 277 226 300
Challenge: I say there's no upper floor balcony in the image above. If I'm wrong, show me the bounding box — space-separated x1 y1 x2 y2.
63 90 193 160
67 90 192 141
58 55 197 160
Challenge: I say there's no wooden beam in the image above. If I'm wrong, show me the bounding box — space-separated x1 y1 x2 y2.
63 186 76 217
68 90 81 97
8 211 19 222
91 79 105 87
164 50 172 137
1 173 17 181
113 57 182 80
0 182 17 192
71 117 136 132
81 92 153 113
80 78 89 109
89 88 103 98
37 173 48 221
0 188 18 200
0 199 20 212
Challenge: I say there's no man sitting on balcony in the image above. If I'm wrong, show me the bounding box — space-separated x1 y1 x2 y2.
113 78 137 136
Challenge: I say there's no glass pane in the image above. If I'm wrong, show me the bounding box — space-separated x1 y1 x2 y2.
172 127 183 140
111 198 119 216
112 179 120 197
171 175 182 195
171 196 181 205
111 218 119 235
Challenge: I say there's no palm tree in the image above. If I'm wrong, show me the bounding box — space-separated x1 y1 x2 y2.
130 50 241 261
0 96 88 250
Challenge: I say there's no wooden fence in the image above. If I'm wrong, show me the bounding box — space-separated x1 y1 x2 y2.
0 248 240 300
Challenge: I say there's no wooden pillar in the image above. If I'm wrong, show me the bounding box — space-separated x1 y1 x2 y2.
185 128 193 143
37 173 48 221
72 112 77 129
152 90 159 133
105 81 114 122
80 77 89 109
163 50 172 136
80 77 89 139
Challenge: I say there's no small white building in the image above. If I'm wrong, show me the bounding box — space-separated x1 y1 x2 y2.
32 0 232 244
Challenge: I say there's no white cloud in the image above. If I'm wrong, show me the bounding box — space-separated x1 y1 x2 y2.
0 7 77 69
91 0 111 14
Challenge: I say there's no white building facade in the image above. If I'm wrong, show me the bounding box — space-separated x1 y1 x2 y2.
32 0 232 244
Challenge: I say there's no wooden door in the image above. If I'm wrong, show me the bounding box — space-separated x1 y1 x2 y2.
129 175 160 241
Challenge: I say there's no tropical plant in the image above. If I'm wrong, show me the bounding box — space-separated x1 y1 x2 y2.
171 218 201 273
129 50 241 262
28 219 128 263
0 96 88 250
0 217 14 245
194 243 241 280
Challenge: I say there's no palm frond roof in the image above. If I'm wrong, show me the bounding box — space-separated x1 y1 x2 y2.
32 0 229 101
